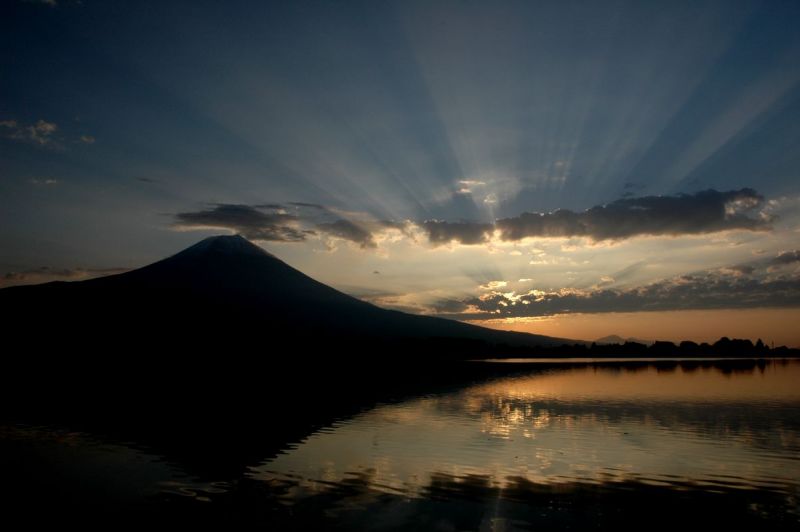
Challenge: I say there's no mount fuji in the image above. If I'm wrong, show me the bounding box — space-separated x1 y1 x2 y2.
0 235 576 358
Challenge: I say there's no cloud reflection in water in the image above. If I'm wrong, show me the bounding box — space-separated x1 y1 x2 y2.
251 360 800 505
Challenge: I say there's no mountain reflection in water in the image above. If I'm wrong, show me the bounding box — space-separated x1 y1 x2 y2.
2 359 799 530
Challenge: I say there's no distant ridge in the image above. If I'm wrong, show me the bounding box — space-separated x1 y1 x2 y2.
595 335 654 346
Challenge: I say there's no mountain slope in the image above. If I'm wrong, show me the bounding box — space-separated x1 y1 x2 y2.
0 235 576 356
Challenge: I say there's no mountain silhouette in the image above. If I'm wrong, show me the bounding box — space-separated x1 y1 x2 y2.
0 235 574 359
595 335 654 346
0 235 582 469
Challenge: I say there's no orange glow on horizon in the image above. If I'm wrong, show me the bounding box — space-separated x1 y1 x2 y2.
468 308 800 348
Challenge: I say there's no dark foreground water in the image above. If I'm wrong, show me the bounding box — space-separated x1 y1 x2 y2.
2 358 799 530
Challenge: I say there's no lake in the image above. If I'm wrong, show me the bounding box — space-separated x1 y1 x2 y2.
2 358 799 530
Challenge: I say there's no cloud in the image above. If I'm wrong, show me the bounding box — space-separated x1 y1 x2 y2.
722 264 755 276
479 281 507 290
423 220 493 245
29 178 59 186
351 290 431 315
316 219 375 249
173 203 409 248
430 299 470 313
456 180 487 194
1 118 93 149
498 189 771 241
173 189 774 251
174 204 309 242
421 189 771 245
437 259 800 319
287 201 326 210
771 250 800 266
1 119 59 146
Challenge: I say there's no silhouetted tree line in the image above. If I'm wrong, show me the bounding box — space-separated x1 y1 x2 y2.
358 335 799 359
478 336 799 358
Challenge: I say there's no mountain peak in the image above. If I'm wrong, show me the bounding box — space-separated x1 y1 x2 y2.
1 232 577 355
173 234 273 259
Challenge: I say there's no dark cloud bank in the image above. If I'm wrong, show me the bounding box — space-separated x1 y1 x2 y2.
174 189 772 248
175 204 310 242
173 203 402 249
424 189 771 244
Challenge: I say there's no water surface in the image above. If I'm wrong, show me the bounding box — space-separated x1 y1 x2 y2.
256 359 800 493
3 359 799 529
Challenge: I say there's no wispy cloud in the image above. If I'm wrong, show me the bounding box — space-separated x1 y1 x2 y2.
1 118 94 149
1 119 59 147
456 179 487 194
29 178 59 186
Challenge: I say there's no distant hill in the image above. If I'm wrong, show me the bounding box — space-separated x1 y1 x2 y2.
595 335 654 346
0 235 576 360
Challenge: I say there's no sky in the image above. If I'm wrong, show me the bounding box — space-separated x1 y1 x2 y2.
2 0 799 345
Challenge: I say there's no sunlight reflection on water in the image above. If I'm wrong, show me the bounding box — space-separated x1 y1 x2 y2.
4 359 799 529
250 360 800 504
